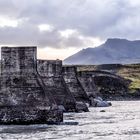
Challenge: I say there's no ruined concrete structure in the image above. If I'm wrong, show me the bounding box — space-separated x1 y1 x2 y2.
0 47 63 124
77 71 98 97
62 66 90 104
37 60 77 112
77 71 100 106
0 46 118 124
77 71 129 100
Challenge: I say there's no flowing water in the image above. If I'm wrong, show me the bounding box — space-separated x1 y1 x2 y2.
0 101 140 140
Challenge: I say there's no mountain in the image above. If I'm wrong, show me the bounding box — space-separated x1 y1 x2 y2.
63 38 140 65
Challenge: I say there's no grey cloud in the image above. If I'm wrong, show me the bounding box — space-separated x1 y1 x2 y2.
0 21 85 48
0 0 140 48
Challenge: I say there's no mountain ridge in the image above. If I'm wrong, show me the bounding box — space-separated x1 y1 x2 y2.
64 38 140 65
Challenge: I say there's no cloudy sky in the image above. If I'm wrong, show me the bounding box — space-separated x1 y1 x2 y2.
0 0 140 59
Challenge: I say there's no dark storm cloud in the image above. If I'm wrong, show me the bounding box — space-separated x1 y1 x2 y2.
0 0 140 48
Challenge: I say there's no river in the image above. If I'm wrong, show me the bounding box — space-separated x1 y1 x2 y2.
0 101 140 140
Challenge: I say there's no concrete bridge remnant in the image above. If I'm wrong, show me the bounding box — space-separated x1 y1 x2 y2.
77 71 100 106
37 60 77 112
62 66 89 112
0 47 63 124
80 71 129 100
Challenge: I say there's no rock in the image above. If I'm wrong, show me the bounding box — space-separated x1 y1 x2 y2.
93 97 112 107
59 121 79 125
96 101 111 107
75 102 89 112
100 110 106 112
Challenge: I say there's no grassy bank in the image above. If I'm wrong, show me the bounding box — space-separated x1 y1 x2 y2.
74 64 140 95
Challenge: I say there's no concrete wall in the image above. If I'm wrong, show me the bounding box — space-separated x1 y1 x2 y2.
0 47 63 124
62 66 89 104
1 47 37 74
77 71 97 98
37 60 76 112
0 47 52 107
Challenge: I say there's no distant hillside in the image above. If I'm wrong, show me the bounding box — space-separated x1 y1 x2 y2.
64 38 140 65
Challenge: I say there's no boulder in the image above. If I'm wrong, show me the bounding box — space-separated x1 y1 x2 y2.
75 102 89 112
91 96 112 107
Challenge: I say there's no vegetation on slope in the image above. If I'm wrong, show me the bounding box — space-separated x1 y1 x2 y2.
75 64 140 97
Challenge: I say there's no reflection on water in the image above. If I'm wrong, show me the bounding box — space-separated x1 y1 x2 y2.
0 101 140 140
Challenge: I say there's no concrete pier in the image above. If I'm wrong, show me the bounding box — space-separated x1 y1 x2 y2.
77 71 99 106
37 60 77 112
62 66 89 112
0 47 63 124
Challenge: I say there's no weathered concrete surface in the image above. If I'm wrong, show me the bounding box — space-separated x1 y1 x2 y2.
0 106 63 124
62 66 89 111
77 71 99 97
37 60 77 112
77 71 100 106
82 71 129 100
0 47 63 124
77 71 112 107
93 75 129 100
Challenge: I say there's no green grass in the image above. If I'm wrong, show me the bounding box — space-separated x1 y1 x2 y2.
76 64 140 93
116 65 140 91
128 78 140 89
